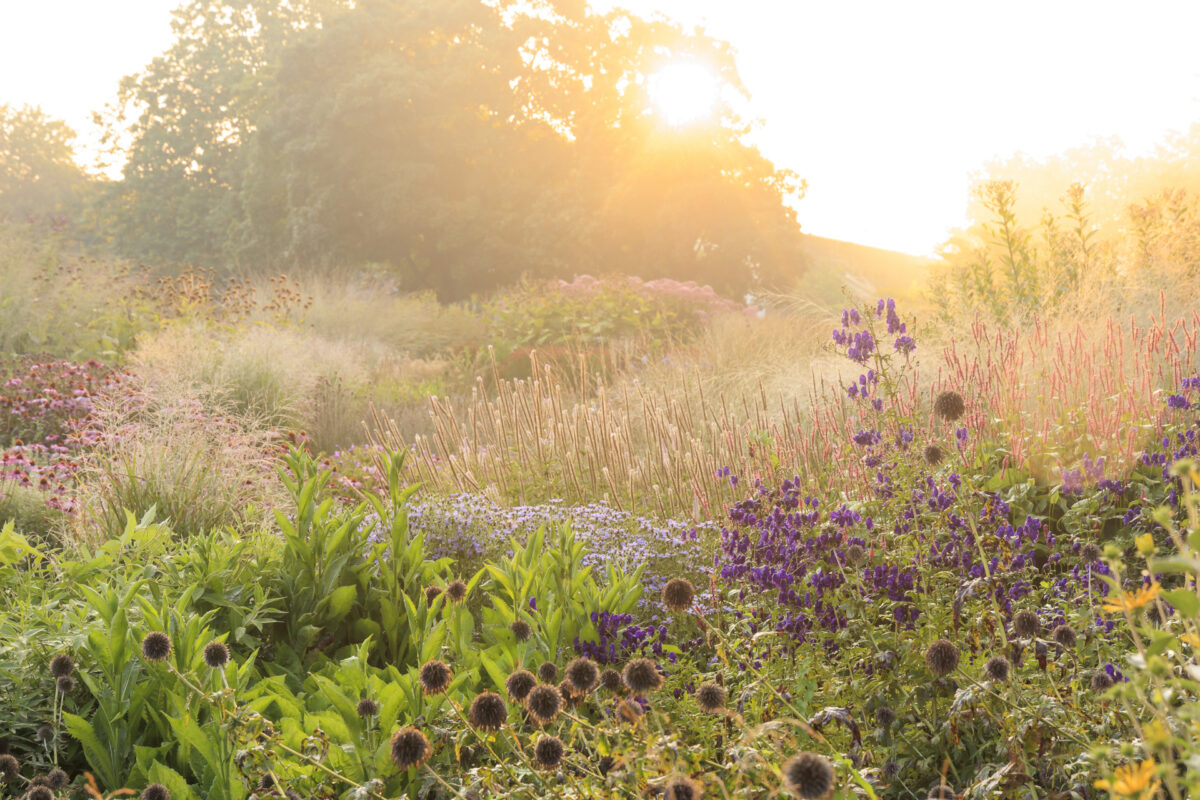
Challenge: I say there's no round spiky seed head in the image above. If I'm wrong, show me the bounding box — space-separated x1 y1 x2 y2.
203 641 231 669
256 774 279 791
525 684 563 724
506 669 537 702
47 767 68 790
695 682 726 713
35 725 53 743
599 668 622 692
140 784 171 800
844 544 866 566
934 391 965 422
783 752 835 798
468 691 507 730
141 632 172 662
445 579 468 603
356 698 378 718
622 658 663 694
1090 670 1114 691
928 784 957 799
1052 624 1077 648
56 675 75 693
923 444 944 465
424 585 442 605
557 679 580 707
0 753 18 781
874 705 895 727
665 775 703 800
1012 610 1040 638
27 787 54 800
537 661 558 683
1081 543 1102 562
984 656 1010 682
616 698 644 724
49 654 74 678
662 578 695 612
925 639 960 677
390 727 432 769
565 657 600 694
509 619 532 641
419 660 452 694
533 736 564 770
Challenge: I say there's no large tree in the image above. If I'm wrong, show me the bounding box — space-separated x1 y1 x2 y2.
0 105 88 219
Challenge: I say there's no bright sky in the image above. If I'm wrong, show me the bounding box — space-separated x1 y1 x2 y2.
3 0 1200 255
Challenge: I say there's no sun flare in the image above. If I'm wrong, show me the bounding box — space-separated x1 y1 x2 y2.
648 62 719 126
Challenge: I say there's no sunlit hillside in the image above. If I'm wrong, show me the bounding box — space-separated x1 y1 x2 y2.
2 2 1200 800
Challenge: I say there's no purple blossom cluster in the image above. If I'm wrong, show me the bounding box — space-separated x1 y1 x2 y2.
573 611 667 664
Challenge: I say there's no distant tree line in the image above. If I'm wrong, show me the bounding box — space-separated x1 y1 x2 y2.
1 0 809 299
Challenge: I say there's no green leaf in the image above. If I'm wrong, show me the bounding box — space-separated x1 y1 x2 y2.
1164 588 1200 619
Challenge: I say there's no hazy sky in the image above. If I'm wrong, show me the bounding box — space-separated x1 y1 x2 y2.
3 0 1199 254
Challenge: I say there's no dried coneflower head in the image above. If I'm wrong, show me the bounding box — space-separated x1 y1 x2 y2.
695 682 726 713
47 767 68 790
874 705 895 728
1080 542 1102 562
1052 624 1077 648
390 727 432 769
27 786 54 800
537 661 558 683
419 660 452 694
984 656 1010 682
468 692 508 730
203 641 231 669
565 657 600 694
0 753 19 781
925 639 960 677
923 444 944 465
615 698 644 724
141 632 173 662
506 669 537 702
445 579 468 603
844 544 866 566
783 752 835 799
49 654 74 679
662 578 696 612
599 668 622 693
534 736 564 770
1090 670 1114 691
1012 610 1040 639
525 684 563 724
356 698 378 718
509 619 532 641
424 585 442 605
934 390 965 422
928 784 957 799
664 775 703 800
140 784 171 800
622 658 663 694
55 675 75 694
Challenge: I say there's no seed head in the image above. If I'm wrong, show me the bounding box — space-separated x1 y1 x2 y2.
505 669 537 702
1052 624 1077 649
616 698 644 724
419 660 452 694
27 787 54 800
1080 543 1102 562
56 675 75 694
695 682 726 713
49 654 74 679
1090 670 1114 692
36 725 53 743
509 619 532 641
1012 610 1040 638
928 784 957 799
557 679 580 707
47 767 68 790
665 776 703 800
537 661 558 683
141 632 172 662
424 585 442 605
0 753 18 781
468 692 508 730
844 544 866 566
923 444 944 465
925 639 959 677
599 668 622 692
445 579 468 603
533 736 564 770
390 727 432 769
662 578 695 612
874 705 895 728
525 684 563 724
141 784 171 800
565 657 599 694
984 656 1010 682
934 391 965 422
356 698 378 718
622 658 663 694
783 752 835 799
203 641 231 669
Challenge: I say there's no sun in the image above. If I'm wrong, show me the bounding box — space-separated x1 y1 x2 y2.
648 62 720 126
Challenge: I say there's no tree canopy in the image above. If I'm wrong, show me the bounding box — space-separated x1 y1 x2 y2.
0 104 88 219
